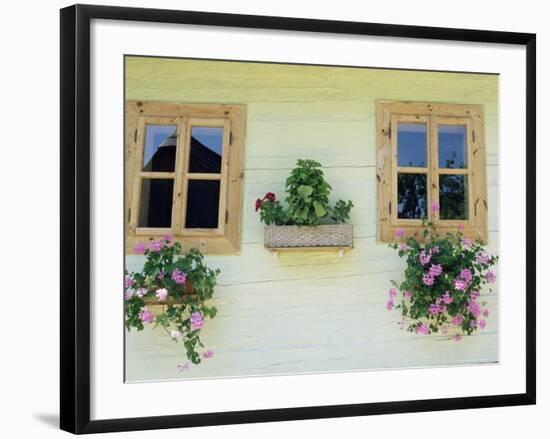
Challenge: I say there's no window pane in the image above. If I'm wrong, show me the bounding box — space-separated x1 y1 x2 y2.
397 123 427 167
439 175 468 220
185 180 221 229
189 126 223 173
142 125 177 172
438 125 467 169
397 173 427 219
138 179 174 227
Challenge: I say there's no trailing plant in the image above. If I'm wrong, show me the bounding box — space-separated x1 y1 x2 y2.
125 236 220 366
255 159 353 226
387 207 498 340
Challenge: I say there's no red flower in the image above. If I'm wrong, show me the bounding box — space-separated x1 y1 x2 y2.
256 193 276 212
264 192 276 202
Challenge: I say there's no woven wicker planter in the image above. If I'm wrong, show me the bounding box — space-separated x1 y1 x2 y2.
264 224 353 249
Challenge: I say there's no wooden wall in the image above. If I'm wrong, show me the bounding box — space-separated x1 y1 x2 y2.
124 57 499 381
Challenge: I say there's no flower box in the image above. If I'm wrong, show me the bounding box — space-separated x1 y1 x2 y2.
264 224 353 249
142 280 196 306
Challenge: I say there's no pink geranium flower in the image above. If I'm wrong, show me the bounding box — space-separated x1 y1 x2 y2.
429 264 443 277
454 279 468 291
395 228 405 240
422 273 435 286
125 275 134 289
404 290 413 300
419 251 431 266
415 323 429 335
171 269 187 285
135 288 147 298
164 234 173 242
190 311 205 330
479 319 487 330
469 300 481 317
459 268 473 283
431 202 440 213
155 288 168 302
453 334 463 342
134 243 146 254
388 288 398 299
486 270 496 284
150 240 163 252
442 291 453 305
202 350 214 359
476 251 490 264
429 304 441 315
386 299 394 310
461 238 473 249
452 315 464 325
177 362 190 371
139 308 155 324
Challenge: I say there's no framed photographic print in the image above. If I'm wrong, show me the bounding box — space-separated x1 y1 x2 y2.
60 4 536 434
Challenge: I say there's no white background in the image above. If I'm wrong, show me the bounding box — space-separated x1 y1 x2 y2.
91 19 523 420
0 0 546 438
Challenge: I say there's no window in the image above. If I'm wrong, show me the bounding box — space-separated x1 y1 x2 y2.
125 102 246 254
376 101 488 242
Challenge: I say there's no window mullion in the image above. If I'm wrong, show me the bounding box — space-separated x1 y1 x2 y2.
466 118 475 226
429 115 440 223
184 173 222 180
172 118 188 235
139 171 176 178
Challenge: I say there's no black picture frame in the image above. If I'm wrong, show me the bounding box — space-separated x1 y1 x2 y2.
60 4 536 434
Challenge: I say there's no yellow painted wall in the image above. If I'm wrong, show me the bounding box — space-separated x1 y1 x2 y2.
125 57 499 381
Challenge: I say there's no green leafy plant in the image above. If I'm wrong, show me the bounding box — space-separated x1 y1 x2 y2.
387 216 498 340
125 237 220 366
331 199 354 224
285 159 332 226
255 159 354 226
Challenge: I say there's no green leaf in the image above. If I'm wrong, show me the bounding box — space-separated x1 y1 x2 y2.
297 185 313 198
296 207 308 219
313 201 327 217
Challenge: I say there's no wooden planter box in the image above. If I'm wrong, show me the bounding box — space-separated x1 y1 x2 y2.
264 224 353 252
142 280 195 306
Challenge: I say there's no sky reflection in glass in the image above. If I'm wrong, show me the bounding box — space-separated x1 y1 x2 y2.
438 125 467 169
397 123 427 168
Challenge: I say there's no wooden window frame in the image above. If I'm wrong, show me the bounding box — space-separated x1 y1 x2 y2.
376 101 488 243
125 101 246 254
